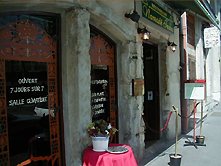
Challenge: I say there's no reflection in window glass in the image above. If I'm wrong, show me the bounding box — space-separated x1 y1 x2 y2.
6 61 50 165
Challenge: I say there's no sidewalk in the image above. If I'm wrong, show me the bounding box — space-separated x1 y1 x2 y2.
139 103 221 166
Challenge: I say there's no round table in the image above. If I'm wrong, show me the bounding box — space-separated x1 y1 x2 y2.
82 144 138 166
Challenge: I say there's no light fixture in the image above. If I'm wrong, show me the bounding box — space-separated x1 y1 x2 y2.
168 41 177 52
125 0 140 23
125 10 140 23
137 27 151 40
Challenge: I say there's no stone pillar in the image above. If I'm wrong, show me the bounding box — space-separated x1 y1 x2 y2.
63 8 90 166
118 40 145 160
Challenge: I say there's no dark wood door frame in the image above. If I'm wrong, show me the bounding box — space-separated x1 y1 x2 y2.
0 13 62 165
90 26 118 142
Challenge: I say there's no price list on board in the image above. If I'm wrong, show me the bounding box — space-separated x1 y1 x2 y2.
91 65 109 121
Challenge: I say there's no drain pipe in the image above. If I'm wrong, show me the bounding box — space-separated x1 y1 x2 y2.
179 12 188 133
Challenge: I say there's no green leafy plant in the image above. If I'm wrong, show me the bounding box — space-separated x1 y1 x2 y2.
87 119 118 137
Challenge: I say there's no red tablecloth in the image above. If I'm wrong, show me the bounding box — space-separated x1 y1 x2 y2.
82 144 138 166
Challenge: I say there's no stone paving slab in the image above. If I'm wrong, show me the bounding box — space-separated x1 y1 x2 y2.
140 104 221 166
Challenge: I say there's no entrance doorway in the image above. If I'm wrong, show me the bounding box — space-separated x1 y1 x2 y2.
0 13 62 165
89 26 118 142
143 43 160 145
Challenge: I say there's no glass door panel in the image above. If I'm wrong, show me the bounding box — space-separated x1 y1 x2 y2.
6 61 51 165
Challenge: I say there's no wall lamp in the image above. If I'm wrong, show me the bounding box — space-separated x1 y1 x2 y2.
125 10 140 23
168 41 177 52
137 27 151 40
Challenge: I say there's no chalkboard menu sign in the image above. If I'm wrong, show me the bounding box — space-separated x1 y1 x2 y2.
91 65 109 121
6 61 48 110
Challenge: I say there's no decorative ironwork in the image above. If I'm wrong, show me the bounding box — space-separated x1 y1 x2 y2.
0 17 56 61
48 59 61 165
90 35 114 65
0 59 9 165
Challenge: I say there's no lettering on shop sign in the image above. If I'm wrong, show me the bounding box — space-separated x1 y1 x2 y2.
7 77 47 107
91 65 109 121
204 26 220 48
142 0 174 32
6 61 48 108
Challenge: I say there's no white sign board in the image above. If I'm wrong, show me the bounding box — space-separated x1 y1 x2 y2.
204 27 220 48
185 83 205 100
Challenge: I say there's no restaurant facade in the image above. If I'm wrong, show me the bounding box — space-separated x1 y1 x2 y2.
0 0 205 165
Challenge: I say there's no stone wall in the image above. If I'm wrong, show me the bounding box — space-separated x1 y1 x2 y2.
0 0 182 165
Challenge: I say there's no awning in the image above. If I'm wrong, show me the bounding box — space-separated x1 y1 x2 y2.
163 0 220 29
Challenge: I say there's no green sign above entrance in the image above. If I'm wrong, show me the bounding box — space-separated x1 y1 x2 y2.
142 0 174 32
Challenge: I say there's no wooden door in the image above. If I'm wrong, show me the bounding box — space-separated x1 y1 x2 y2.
89 26 118 140
0 13 61 165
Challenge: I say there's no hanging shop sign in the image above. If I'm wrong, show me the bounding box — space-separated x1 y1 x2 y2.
184 81 205 100
204 26 220 48
131 79 144 96
142 0 174 32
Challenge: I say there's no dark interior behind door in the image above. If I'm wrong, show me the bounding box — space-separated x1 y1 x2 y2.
143 43 160 142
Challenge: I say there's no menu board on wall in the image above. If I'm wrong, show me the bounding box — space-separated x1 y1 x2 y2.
6 61 48 110
91 65 109 121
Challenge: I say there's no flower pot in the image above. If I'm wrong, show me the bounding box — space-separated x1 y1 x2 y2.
91 136 109 152
169 154 182 166
196 135 205 144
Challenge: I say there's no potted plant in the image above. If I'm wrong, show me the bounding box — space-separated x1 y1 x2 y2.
87 119 118 152
169 106 182 166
